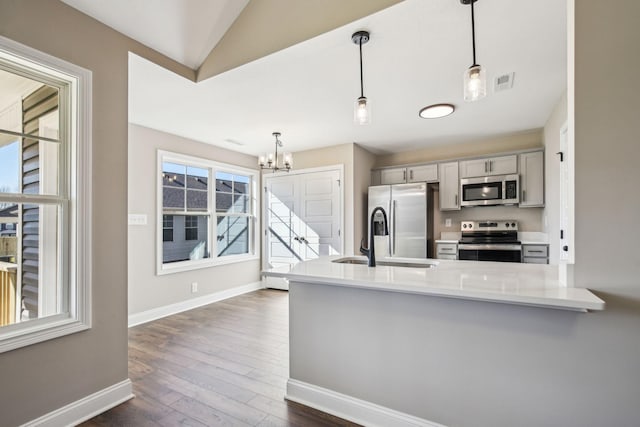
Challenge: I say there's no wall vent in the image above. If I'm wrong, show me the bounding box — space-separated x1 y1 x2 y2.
494 72 515 92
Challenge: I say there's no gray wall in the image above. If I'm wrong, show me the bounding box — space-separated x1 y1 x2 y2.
128 124 261 316
290 2 640 426
0 1 194 425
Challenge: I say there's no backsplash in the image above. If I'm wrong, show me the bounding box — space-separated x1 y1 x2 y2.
432 188 544 240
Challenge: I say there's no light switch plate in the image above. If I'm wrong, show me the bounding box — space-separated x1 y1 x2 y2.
445 218 452 227
128 214 147 226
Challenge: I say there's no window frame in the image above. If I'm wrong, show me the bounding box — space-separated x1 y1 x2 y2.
0 36 92 353
157 150 259 275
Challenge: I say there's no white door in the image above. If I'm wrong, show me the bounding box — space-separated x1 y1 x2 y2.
264 169 342 289
298 171 341 260
265 175 302 271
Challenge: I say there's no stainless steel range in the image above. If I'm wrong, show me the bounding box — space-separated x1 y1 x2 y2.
458 220 522 263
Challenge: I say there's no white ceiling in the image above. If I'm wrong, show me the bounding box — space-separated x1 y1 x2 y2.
126 0 567 157
61 0 249 69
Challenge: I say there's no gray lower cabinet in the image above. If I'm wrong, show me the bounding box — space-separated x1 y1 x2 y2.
522 244 549 264
437 242 458 260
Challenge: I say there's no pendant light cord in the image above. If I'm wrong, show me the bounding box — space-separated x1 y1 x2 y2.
471 0 477 66
359 38 365 98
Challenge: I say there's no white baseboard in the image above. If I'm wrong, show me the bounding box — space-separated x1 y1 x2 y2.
22 379 133 427
128 281 265 327
286 379 446 427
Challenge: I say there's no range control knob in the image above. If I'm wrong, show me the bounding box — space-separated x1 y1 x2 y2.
463 224 467 229
511 222 516 228
505 223 510 227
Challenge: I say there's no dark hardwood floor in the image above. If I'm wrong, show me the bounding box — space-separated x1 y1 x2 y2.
80 289 360 427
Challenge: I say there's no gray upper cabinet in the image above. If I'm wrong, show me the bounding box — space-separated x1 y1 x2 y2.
438 162 460 210
407 164 438 183
380 167 407 185
519 150 545 207
460 155 518 178
379 164 438 185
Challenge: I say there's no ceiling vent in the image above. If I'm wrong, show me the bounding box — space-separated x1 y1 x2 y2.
494 72 515 92
224 138 244 146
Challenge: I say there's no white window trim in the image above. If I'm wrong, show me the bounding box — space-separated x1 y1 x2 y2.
0 36 92 353
157 150 259 275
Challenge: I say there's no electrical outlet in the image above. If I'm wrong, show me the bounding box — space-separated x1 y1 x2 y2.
191 282 198 293
445 218 452 227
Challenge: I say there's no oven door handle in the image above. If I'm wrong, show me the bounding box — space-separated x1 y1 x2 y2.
457 244 522 251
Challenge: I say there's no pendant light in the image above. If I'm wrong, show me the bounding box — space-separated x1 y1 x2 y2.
258 132 292 172
462 0 486 102
352 30 371 125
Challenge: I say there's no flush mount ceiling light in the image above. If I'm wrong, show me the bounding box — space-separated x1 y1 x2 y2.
419 103 455 119
352 30 371 125
259 132 292 172
462 0 486 102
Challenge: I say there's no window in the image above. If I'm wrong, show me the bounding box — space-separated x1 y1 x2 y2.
163 215 173 242
158 152 258 274
185 215 198 240
0 36 92 353
216 172 251 256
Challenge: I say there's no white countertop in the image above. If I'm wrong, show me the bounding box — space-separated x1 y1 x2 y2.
263 256 604 312
436 239 459 244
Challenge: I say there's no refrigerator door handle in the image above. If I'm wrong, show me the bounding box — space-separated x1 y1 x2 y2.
388 201 393 256
392 200 397 255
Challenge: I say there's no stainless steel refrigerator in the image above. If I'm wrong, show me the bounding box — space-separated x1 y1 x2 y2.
368 183 431 259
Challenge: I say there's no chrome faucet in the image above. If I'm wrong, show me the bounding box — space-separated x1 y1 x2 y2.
360 206 389 267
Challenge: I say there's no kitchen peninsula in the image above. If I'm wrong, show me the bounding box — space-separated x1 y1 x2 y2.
264 257 604 426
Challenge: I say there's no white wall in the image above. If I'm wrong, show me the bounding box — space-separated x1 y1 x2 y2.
128 124 261 316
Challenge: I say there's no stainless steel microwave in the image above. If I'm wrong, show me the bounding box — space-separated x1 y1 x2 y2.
460 174 519 207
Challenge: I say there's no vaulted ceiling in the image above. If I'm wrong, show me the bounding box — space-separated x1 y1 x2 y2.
63 0 567 156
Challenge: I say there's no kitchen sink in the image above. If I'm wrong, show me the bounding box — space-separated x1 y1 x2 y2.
332 257 437 268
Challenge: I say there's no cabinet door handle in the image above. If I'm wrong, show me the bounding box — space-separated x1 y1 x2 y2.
409 170 413 180
454 194 458 206
522 190 526 202
403 170 406 181
489 161 493 172
484 161 488 173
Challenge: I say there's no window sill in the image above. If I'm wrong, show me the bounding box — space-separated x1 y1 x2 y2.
0 314 91 354
157 254 260 276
